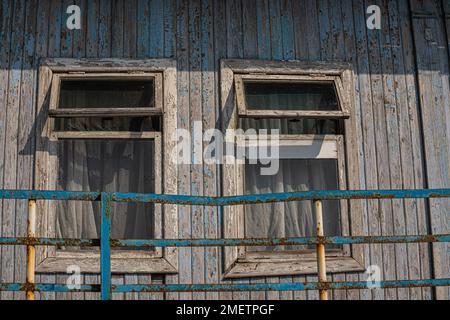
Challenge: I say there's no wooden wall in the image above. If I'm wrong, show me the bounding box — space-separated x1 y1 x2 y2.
0 0 449 300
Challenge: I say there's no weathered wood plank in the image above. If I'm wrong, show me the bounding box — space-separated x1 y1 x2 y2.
87 0 100 59
244 0 265 301
133 2 152 299
13 0 38 301
123 0 137 59
398 0 434 300
379 0 408 300
189 0 205 301
98 0 112 58
410 0 450 300
352 0 383 300
327 0 348 300
33 0 54 301
227 0 249 301
1 0 25 301
291 0 313 300
73 0 86 59
366 0 397 299
274 0 294 301
201 0 219 300
0 0 13 300
176 0 192 301
213 0 229 301
137 0 150 59
340 0 361 301
126 0 150 301
388 0 422 300
255 0 274 300
61 0 73 57
60 0 83 301
111 0 124 58
48 0 62 58
163 0 178 301
308 0 326 301
149 0 164 58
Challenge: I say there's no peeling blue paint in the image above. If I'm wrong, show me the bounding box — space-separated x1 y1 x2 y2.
1 188 449 204
0 188 449 299
2 278 450 293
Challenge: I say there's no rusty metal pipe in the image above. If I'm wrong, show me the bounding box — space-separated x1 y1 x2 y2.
314 200 328 300
26 199 36 300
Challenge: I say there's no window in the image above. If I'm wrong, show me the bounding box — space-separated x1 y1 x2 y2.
35 59 178 274
235 74 349 118
221 59 364 278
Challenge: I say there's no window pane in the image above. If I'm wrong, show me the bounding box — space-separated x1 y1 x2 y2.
239 117 343 134
56 140 156 243
244 81 339 111
54 116 161 132
59 79 154 108
244 159 341 252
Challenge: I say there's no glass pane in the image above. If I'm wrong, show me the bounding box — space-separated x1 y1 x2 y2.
239 117 343 134
54 116 161 132
244 81 339 111
59 79 154 108
56 139 156 244
244 159 341 252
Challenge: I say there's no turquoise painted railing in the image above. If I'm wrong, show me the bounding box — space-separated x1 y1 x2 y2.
0 188 449 300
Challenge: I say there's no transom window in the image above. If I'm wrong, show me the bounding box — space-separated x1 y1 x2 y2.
59 79 155 108
235 74 349 118
49 73 162 117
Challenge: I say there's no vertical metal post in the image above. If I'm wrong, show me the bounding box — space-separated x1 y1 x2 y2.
314 199 328 300
101 192 112 300
26 199 36 300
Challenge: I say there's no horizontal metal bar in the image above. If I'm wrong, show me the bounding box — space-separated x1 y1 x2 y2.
0 237 97 246
1 234 449 247
2 278 450 293
0 283 99 292
114 234 450 247
113 278 450 292
1 188 450 204
111 188 450 205
0 190 100 201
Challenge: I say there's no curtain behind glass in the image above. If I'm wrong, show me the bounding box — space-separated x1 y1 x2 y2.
245 160 341 251
56 139 155 243
239 84 343 134
241 84 342 252
55 77 156 246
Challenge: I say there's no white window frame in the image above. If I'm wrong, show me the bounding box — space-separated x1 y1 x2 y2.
220 59 365 278
34 59 178 274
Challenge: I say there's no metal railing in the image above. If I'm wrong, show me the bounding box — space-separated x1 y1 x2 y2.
0 188 450 300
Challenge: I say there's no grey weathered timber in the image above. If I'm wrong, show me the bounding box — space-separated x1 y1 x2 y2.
0 0 448 300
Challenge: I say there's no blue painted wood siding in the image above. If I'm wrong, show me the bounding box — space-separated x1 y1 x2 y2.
0 0 449 300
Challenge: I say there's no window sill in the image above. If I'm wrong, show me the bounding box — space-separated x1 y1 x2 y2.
36 250 177 274
223 253 365 279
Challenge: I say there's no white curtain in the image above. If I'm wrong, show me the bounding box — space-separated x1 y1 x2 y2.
244 160 341 251
241 82 342 251
55 79 156 243
56 138 155 242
